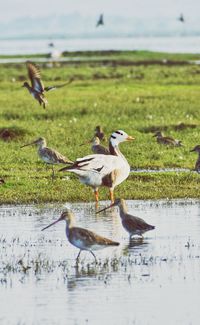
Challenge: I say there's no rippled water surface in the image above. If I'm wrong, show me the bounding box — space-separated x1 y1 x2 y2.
1 200 200 325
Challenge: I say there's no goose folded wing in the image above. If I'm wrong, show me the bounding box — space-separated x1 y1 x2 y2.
72 154 122 176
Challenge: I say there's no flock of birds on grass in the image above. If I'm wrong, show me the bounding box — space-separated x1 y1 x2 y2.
17 60 200 262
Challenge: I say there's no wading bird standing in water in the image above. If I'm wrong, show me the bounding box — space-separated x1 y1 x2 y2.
60 130 134 204
42 209 119 263
21 137 73 178
22 62 73 109
97 198 155 238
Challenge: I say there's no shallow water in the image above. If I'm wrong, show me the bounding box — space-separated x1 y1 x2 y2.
130 167 191 173
1 200 200 325
1 36 200 55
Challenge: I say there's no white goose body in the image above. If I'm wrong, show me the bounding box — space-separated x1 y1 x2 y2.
71 153 130 187
60 130 134 202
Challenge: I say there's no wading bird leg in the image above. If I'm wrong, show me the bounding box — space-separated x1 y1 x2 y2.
76 250 82 262
90 251 97 263
109 189 114 203
51 165 55 179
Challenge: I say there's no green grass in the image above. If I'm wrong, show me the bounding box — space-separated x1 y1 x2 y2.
1 50 200 204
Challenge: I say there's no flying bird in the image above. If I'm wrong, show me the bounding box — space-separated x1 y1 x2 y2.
96 14 104 27
48 42 54 48
178 14 185 23
22 62 73 108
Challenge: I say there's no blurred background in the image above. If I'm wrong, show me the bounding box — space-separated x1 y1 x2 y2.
0 0 200 55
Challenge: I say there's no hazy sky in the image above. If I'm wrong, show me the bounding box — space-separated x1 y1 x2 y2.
1 0 200 22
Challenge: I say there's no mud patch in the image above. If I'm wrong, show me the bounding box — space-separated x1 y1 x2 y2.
141 122 198 133
0 126 28 141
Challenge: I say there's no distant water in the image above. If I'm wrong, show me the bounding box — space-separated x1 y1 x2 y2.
1 36 200 55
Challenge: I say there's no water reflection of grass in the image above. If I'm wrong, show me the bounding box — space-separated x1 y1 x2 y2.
1 51 200 203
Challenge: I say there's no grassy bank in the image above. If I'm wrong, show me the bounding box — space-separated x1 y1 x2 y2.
1 50 200 204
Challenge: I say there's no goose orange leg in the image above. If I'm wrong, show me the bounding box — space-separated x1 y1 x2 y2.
109 189 114 203
94 189 99 209
94 189 99 202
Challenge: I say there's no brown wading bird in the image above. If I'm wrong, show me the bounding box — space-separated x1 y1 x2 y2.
42 209 119 262
21 137 73 178
22 62 73 108
94 126 106 141
153 131 182 146
190 145 200 173
81 136 110 155
97 199 155 238
59 130 134 204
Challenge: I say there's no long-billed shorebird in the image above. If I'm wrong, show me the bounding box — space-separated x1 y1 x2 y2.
153 131 182 146
94 126 106 141
59 130 134 203
190 145 200 173
82 136 110 155
42 209 119 262
21 137 73 177
22 62 73 108
97 198 155 238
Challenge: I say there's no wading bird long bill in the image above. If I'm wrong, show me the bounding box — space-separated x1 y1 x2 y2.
21 137 73 178
42 209 119 262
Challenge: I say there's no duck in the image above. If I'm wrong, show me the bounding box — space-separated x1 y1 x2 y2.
97 198 155 238
60 130 134 203
21 137 73 177
22 61 73 109
190 145 200 173
153 131 182 146
42 209 119 262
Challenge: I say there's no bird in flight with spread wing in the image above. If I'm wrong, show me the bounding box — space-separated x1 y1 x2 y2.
22 62 73 109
